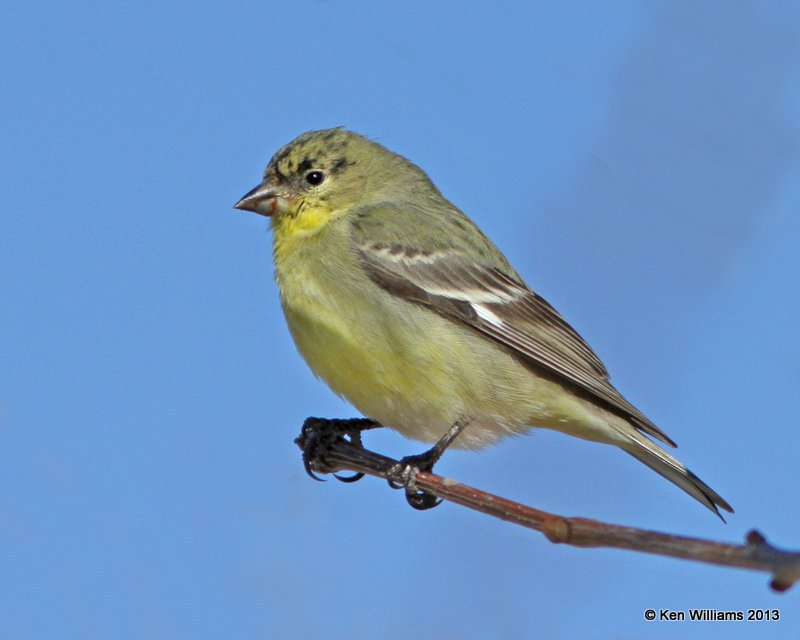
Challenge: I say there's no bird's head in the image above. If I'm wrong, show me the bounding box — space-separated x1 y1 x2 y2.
234 128 436 226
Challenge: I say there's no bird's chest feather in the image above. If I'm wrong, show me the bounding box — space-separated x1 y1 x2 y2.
273 232 457 422
274 230 399 402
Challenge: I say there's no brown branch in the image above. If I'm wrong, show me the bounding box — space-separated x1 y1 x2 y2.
296 417 800 593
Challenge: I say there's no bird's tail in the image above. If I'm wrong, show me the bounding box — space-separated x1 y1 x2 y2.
622 433 733 521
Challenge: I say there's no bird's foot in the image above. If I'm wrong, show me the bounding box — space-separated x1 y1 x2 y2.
388 450 443 510
387 418 471 510
295 417 381 482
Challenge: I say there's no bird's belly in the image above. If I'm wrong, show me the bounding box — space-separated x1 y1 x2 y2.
279 278 594 449
283 298 456 437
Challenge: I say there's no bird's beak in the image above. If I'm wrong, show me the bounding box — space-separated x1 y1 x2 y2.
234 183 288 217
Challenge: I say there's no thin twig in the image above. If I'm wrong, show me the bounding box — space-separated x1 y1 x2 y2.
295 417 800 593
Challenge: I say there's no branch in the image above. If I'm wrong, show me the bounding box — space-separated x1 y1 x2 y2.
295 417 800 593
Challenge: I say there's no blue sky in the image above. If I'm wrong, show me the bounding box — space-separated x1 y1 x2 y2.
2 2 800 638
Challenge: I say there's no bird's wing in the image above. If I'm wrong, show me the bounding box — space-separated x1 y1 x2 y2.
356 239 675 447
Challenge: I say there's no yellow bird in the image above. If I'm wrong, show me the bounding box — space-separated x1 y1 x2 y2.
235 128 732 519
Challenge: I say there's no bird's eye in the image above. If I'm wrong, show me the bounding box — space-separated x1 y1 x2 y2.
305 170 325 186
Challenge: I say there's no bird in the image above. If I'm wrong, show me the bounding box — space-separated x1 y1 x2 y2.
235 127 732 519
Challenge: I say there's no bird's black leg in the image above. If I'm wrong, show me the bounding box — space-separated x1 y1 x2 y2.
296 417 381 482
388 418 471 510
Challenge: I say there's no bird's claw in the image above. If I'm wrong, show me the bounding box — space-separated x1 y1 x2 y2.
387 452 443 511
334 471 365 483
296 417 447 510
303 458 327 482
298 420 332 481
406 490 443 510
295 417 379 481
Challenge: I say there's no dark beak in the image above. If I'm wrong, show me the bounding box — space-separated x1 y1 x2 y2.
234 183 279 217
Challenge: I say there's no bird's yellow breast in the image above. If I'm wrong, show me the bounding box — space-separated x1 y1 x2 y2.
272 217 462 431
270 205 580 448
